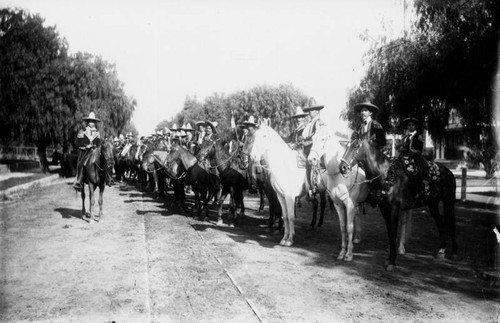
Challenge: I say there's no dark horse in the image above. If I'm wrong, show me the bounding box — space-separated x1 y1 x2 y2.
166 144 215 220
340 138 457 270
198 135 249 226
80 141 115 223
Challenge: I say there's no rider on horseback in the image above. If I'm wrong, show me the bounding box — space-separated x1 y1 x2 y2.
286 106 308 150
301 105 326 198
382 117 432 200
352 102 386 205
354 102 386 149
73 112 114 191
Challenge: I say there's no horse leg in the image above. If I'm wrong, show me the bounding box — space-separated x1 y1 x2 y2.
88 183 96 224
428 200 446 260
344 198 356 261
381 204 400 270
194 190 202 219
203 189 210 221
97 184 104 222
318 191 327 227
443 198 458 259
334 202 347 260
398 210 410 255
216 190 229 226
81 187 86 218
353 205 362 244
284 196 296 246
258 184 265 213
276 193 289 246
310 196 318 228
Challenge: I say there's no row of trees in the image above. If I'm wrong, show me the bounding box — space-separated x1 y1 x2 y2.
158 84 313 138
0 8 136 172
344 0 499 176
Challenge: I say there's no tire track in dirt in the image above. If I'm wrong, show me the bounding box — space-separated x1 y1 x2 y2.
135 187 260 322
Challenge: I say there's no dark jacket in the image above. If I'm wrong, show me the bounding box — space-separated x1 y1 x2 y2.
400 132 424 155
357 120 386 149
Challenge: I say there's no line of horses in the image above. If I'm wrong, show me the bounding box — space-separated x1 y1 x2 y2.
78 125 458 270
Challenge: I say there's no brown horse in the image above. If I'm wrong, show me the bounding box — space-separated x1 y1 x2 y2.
198 135 249 226
340 138 457 270
80 141 115 223
166 144 214 220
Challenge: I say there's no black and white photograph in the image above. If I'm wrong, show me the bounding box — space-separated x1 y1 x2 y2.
1 0 499 321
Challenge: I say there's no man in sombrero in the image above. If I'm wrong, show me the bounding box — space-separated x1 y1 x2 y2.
301 105 326 198
286 106 309 150
354 102 386 149
203 120 218 143
399 117 424 156
73 112 105 191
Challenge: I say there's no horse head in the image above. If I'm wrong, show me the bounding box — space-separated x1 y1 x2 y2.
101 141 115 170
340 138 362 175
196 140 216 161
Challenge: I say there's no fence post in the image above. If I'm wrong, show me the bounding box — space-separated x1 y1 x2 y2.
461 167 467 202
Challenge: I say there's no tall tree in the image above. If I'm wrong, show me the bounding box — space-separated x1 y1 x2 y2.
161 84 310 137
0 8 136 172
344 0 499 176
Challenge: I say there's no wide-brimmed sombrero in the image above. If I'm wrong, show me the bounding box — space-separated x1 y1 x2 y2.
402 117 420 127
354 102 380 114
240 116 258 127
181 123 196 132
195 121 206 129
302 105 324 112
290 106 307 119
83 112 100 122
205 121 218 133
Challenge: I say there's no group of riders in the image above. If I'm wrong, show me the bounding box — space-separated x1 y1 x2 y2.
72 103 428 206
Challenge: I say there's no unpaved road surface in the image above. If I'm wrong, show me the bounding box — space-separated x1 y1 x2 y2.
1 180 499 322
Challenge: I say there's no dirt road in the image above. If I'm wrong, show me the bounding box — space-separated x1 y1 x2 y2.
1 181 498 322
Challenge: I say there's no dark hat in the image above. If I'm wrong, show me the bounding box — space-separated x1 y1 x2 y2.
290 106 308 119
82 112 101 122
354 102 380 114
240 116 258 127
402 117 419 126
302 105 324 112
205 121 218 133
180 123 195 132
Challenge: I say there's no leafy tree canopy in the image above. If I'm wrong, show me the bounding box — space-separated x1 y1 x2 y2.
158 84 311 137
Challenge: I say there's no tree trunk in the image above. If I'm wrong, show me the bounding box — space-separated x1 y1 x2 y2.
36 142 50 173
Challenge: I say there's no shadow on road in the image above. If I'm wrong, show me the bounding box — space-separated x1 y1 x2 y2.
54 207 85 221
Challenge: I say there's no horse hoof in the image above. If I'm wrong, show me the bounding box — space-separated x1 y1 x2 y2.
284 240 293 247
216 220 223 226
398 247 406 255
435 252 446 261
385 264 395 271
337 254 344 261
279 240 287 246
344 254 353 262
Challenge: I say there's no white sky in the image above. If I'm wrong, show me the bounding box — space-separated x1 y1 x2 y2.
3 0 409 136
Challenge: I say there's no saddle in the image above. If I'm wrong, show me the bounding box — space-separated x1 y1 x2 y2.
382 155 441 209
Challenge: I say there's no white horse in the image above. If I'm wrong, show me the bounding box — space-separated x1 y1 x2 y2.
308 129 369 261
242 124 307 246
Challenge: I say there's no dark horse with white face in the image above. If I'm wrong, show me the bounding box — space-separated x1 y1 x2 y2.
81 141 115 223
340 138 457 270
